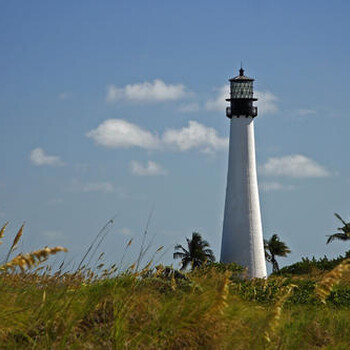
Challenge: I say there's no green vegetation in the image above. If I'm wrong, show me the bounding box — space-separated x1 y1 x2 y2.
173 232 215 270
279 251 350 275
0 222 350 349
1 260 350 349
326 213 350 244
264 234 291 273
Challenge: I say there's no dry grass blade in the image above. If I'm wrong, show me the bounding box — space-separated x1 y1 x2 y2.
315 258 350 304
41 290 47 308
264 283 296 344
211 271 230 316
0 222 9 245
5 223 25 263
0 246 68 272
128 263 136 272
77 215 117 270
135 207 154 272
142 261 152 272
10 224 24 252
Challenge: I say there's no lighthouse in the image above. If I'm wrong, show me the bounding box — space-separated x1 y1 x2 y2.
220 67 267 278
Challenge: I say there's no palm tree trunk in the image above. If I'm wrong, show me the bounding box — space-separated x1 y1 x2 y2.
271 256 280 273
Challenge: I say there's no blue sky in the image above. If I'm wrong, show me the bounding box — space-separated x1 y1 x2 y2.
1 0 350 272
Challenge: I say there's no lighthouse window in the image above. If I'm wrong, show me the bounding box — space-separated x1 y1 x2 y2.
231 82 253 98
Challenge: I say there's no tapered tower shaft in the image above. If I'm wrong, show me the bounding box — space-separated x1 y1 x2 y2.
221 68 266 278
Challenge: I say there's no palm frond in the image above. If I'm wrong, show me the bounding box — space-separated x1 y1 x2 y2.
174 244 189 254
180 257 191 270
174 232 215 270
173 252 187 259
334 213 347 226
326 233 350 244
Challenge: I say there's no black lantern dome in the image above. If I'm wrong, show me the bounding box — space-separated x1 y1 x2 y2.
226 68 258 118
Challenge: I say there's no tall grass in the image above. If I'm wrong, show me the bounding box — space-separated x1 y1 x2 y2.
0 221 350 348
0 260 349 348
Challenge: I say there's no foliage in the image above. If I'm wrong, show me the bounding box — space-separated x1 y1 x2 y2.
327 285 350 306
279 250 350 275
0 262 349 349
0 222 67 272
264 234 291 273
204 261 245 275
1 221 350 348
326 213 350 244
173 232 215 270
316 258 350 304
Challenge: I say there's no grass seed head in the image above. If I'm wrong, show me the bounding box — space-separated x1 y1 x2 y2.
9 223 25 252
264 283 296 343
0 246 68 272
316 258 350 304
0 222 9 245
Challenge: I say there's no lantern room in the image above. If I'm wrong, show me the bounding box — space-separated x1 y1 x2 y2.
226 68 258 118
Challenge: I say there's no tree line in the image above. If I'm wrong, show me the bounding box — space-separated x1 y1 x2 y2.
174 213 350 274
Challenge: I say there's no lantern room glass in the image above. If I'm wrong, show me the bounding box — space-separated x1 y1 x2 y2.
231 81 253 99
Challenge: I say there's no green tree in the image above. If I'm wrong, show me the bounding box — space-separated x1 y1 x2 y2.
264 234 291 273
326 213 350 244
173 232 215 270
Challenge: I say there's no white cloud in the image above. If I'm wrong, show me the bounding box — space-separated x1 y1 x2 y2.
87 119 227 153
82 182 115 193
205 86 228 112
178 103 200 113
255 91 278 115
86 119 160 149
205 86 278 115
30 148 65 167
119 227 132 236
67 180 115 193
42 230 65 240
58 92 71 100
260 155 330 178
162 120 228 153
130 160 168 176
296 108 316 116
261 182 295 192
106 79 188 103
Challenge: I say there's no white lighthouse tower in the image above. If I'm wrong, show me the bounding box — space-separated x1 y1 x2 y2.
221 67 267 278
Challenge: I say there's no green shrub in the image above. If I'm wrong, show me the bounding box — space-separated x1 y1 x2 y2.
279 251 350 275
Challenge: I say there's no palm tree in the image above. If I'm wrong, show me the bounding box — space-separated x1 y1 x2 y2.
173 232 215 270
264 234 291 273
326 213 350 244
